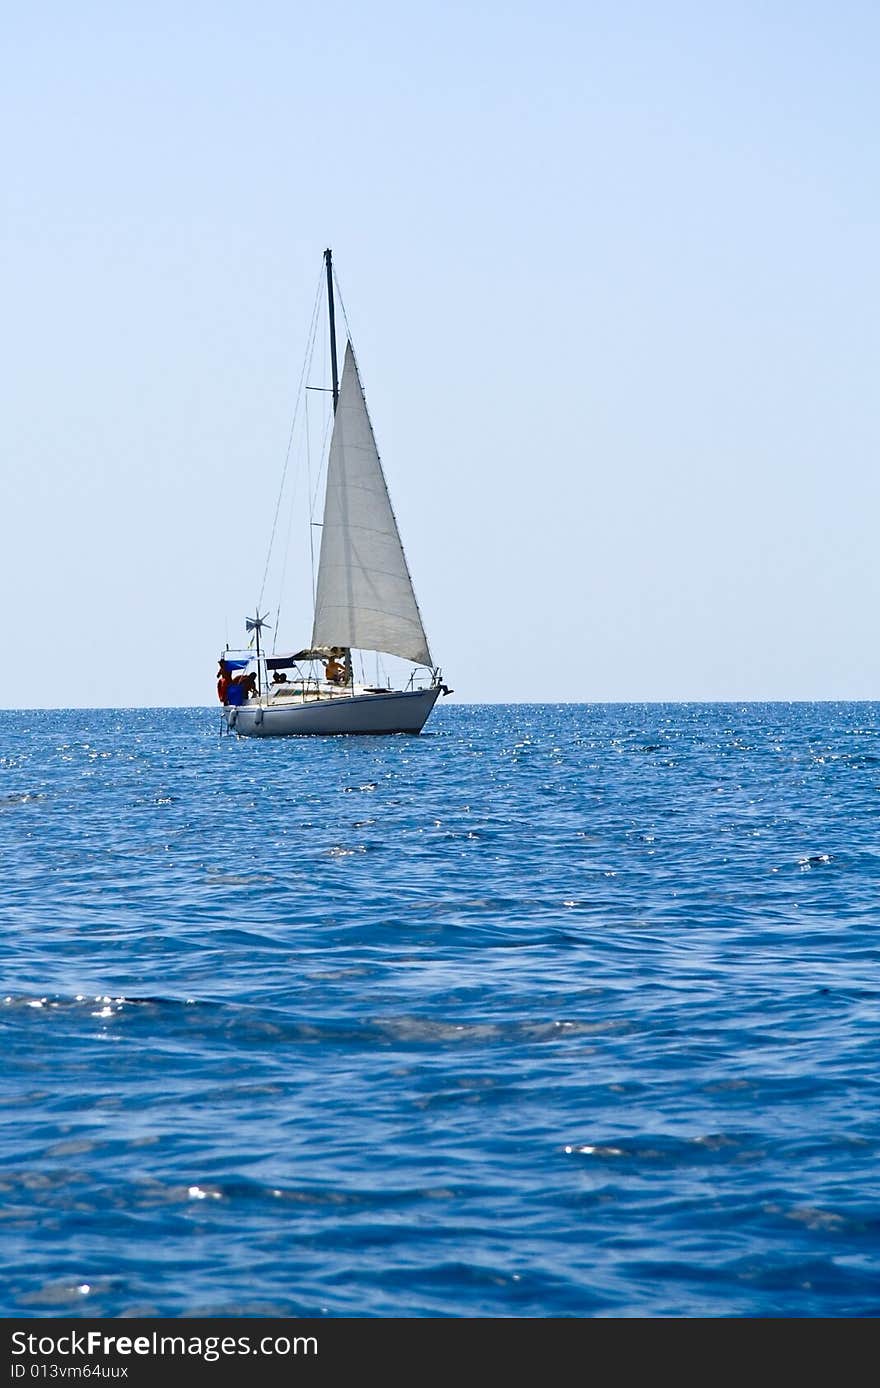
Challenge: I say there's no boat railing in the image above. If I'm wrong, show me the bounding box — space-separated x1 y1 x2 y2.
264 676 359 704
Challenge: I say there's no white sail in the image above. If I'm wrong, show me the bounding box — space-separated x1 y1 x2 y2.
311 342 433 667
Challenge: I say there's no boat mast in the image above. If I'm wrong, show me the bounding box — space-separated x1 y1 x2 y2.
325 248 339 414
324 246 351 686
245 612 270 696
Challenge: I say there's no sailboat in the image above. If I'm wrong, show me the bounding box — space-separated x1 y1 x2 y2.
220 249 450 737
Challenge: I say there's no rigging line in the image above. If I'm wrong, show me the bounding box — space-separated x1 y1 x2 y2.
275 299 326 645
307 393 335 618
309 405 334 520
331 268 369 405
308 292 328 611
271 420 304 650
273 313 324 646
332 266 355 354
306 385 316 612
257 262 324 613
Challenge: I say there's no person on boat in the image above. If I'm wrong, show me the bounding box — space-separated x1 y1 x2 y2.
217 661 232 704
271 669 288 684
226 670 258 706
324 654 345 685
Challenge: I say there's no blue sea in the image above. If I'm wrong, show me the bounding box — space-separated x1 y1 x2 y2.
2 702 879 1318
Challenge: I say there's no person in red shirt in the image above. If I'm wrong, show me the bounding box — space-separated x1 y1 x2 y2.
217 661 232 704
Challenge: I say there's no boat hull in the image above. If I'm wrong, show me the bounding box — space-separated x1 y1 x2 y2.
225 687 441 738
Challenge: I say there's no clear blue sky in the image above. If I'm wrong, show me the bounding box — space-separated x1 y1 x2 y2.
3 1 879 706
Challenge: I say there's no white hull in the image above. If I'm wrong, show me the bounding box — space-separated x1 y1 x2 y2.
225 686 441 738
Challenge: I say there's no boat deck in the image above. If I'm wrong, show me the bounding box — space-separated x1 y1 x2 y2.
253 680 432 707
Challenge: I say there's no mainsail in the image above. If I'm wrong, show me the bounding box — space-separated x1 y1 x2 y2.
311 342 433 667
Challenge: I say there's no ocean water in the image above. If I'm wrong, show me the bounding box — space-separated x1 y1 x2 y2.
2 701 879 1319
